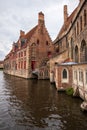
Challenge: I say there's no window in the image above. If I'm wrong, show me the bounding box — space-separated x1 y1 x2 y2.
74 27 76 38
75 45 79 62
79 70 83 82
86 71 87 84
71 38 73 59
21 61 23 69
46 41 49 45
62 68 68 83
19 52 20 58
80 40 87 62
84 10 86 26
31 43 36 59
24 61 26 69
18 62 20 69
77 22 79 35
24 50 26 56
63 69 67 79
37 39 39 45
21 52 23 57
80 16 82 31
55 46 59 53
74 70 77 80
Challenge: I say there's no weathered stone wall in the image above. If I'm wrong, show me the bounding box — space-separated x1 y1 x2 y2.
54 64 73 90
72 63 87 101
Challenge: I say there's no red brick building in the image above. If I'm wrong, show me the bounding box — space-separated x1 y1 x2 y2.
4 12 54 78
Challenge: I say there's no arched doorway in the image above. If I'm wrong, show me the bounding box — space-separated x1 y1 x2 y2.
80 40 87 62
75 45 79 63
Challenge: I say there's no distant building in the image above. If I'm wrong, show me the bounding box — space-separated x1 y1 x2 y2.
0 61 4 69
4 12 54 79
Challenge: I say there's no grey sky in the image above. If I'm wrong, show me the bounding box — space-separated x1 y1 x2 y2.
0 0 79 60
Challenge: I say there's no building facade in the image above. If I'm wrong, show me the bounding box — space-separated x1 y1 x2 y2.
49 0 87 101
0 61 4 69
4 12 54 79
49 0 87 74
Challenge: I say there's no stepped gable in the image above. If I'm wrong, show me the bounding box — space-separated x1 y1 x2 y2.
24 25 38 41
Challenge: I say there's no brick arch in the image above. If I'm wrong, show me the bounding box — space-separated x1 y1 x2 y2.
80 39 87 62
75 45 79 63
30 42 37 46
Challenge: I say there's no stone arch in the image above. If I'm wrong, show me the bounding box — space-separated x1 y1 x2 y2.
75 45 79 62
80 39 87 62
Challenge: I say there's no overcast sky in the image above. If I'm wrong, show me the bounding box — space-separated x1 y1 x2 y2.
0 0 79 60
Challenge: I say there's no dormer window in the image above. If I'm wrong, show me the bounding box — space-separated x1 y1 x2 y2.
21 39 25 47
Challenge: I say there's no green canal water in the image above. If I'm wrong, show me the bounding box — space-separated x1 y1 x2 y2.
0 71 87 130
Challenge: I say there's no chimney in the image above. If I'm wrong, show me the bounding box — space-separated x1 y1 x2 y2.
38 12 44 25
64 5 68 23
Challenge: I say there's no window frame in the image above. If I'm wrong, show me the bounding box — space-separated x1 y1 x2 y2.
62 68 69 83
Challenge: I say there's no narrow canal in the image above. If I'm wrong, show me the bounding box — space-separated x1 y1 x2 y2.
0 71 87 130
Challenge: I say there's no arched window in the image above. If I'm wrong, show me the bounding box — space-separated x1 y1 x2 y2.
80 16 82 31
84 9 86 27
85 70 87 84
62 68 69 83
80 40 87 62
71 38 73 59
74 26 76 38
77 22 79 35
63 69 67 79
75 45 79 62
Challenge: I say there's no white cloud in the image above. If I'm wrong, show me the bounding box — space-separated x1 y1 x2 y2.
0 0 79 60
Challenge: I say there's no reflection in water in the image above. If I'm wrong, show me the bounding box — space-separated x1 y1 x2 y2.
0 71 87 130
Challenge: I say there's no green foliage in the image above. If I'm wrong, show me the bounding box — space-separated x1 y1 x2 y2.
66 87 74 96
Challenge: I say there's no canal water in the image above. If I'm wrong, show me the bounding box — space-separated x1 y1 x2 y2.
0 71 87 130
